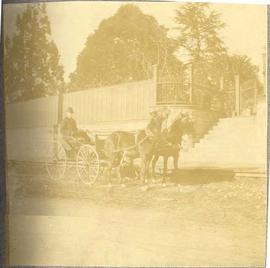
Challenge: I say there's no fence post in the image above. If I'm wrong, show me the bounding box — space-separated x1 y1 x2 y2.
188 64 193 104
235 75 240 116
152 64 158 106
57 92 64 125
218 76 224 112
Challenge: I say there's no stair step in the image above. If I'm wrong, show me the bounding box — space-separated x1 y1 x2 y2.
218 116 255 122
180 152 262 161
209 126 255 133
234 172 266 178
185 141 260 149
180 159 264 165
180 116 265 167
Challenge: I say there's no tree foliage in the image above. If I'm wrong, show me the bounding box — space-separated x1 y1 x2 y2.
175 3 259 91
174 2 262 113
175 3 226 62
69 4 182 91
4 3 64 103
224 54 259 83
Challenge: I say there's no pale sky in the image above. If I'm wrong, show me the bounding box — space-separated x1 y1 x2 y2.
3 1 267 81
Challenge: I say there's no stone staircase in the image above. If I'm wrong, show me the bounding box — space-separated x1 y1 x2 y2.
179 116 266 169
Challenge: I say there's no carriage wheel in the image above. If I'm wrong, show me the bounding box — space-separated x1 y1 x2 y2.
76 144 99 185
45 141 67 180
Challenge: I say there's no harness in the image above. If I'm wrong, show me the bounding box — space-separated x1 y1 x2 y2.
111 132 149 170
114 131 150 154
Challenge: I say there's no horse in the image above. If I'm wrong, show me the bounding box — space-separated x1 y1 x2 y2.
136 114 165 186
102 114 165 187
151 114 194 185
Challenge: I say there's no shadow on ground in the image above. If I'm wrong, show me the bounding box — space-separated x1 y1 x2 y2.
170 169 235 185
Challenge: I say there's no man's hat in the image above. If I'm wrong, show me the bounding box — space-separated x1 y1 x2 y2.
150 110 158 116
66 107 74 113
149 107 157 115
160 106 171 116
178 111 187 118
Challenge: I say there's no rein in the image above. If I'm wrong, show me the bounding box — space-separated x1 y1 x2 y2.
113 133 150 154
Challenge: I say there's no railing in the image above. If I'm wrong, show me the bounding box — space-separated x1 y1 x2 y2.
156 80 212 109
155 66 259 117
217 79 257 117
156 82 190 105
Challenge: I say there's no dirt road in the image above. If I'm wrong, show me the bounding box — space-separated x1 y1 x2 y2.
7 167 267 266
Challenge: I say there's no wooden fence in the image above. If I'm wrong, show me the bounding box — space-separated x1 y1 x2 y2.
6 79 155 161
63 79 155 125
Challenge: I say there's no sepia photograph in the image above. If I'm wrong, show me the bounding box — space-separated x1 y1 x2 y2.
3 1 268 266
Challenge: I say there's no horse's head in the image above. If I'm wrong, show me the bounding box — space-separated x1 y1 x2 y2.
181 113 195 135
167 112 195 144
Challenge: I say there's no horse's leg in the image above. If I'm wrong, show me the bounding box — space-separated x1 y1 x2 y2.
115 165 124 187
140 156 146 184
151 154 159 182
174 151 181 190
171 151 179 187
145 157 151 184
162 156 168 186
118 154 126 187
140 158 148 191
106 164 113 188
173 150 179 174
141 157 151 191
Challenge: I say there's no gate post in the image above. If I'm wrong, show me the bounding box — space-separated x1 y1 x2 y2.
235 75 240 116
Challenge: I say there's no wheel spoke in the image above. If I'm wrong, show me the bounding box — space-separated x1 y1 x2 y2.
76 145 99 185
46 142 66 180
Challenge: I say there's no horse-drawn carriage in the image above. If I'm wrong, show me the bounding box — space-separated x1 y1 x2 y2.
45 110 194 186
45 130 143 186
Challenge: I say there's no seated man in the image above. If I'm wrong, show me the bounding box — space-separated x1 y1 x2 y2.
60 107 93 157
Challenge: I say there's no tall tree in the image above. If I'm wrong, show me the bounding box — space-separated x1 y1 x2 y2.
174 3 261 111
175 3 225 62
4 3 64 103
175 3 227 91
69 4 181 91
